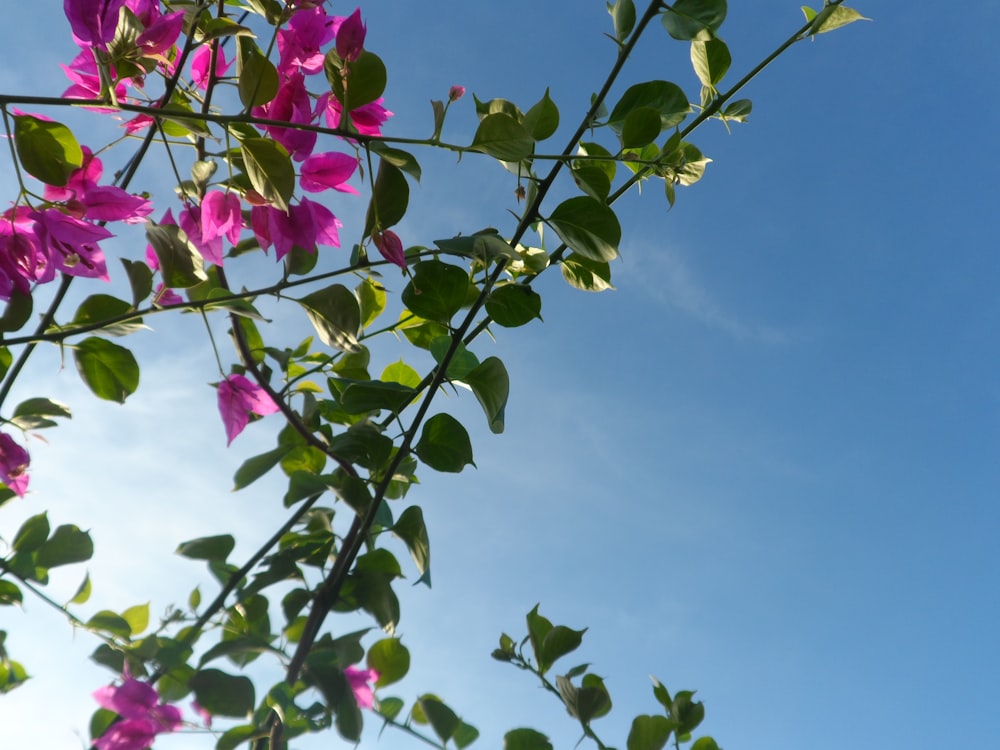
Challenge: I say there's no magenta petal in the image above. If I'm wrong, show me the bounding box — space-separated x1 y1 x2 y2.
335 8 366 62
64 0 127 48
299 152 359 193
200 191 243 244
82 186 153 224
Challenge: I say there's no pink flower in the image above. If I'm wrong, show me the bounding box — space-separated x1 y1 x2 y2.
44 148 152 224
251 198 341 261
64 0 127 49
320 94 392 137
0 433 30 497
136 11 185 57
190 44 232 90
449 85 466 102
93 673 182 750
344 666 378 709
191 700 212 728
254 73 317 161
30 209 112 281
299 152 359 194
178 204 224 266
200 191 243 245
277 5 335 76
372 229 405 270
335 8 366 62
217 373 280 445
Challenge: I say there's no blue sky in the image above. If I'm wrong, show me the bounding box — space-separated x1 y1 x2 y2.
1 2 999 749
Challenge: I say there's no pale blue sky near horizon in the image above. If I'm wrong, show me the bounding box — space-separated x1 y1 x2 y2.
1 2 998 750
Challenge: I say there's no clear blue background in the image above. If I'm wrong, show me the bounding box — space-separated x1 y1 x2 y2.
1 2 997 749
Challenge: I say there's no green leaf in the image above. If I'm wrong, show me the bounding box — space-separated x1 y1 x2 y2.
0 580 23 606
357 276 387 329
86 611 131 639
146 222 207 289
71 294 144 337
571 164 612 202
547 197 621 262
523 89 560 141
401 260 469 323
241 137 295 212
504 728 553 750
580 673 613 719
367 638 410 687
429 337 480 381
628 715 674 750
364 159 410 236
397 311 448 350
216 724 265 750
486 284 542 328
121 603 150 636
13 114 83 186
190 669 255 717
722 98 752 122
525 605 553 668
338 379 416 415
661 0 727 41
414 413 475 473
120 258 154 307
803 4 870 34
237 41 279 107
176 535 235 561
35 525 93 568
560 253 615 292
73 338 140 403
326 49 387 112
690 38 731 88
608 0 637 41
691 737 721 750
539 625 587 674
297 284 362 353
69 573 92 605
470 114 535 161
380 360 422 389
434 230 520 265
454 722 480 749
369 142 422 181
11 397 71 431
461 357 509 434
418 696 460 743
608 80 690 131
12 513 49 554
233 446 288 490
621 106 663 148
0 289 32 333
392 505 431 582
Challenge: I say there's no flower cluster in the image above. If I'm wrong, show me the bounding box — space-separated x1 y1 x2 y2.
0 145 152 301
0 432 30 497
217 373 281 445
92 672 184 750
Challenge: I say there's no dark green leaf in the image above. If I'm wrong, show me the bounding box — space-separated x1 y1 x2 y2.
454 722 480 749
470 114 535 161
547 197 621 262
71 294 144 337
0 289 32 333
504 728 553 750
338 379 416 415
73 337 140 403
691 737 721 750
297 284 362 353
364 160 409 236
13 114 83 186
621 106 663 148
523 88 560 141
233 446 288 490
238 45 279 108
397 311 448 350
392 505 431 582
86 611 132 639
12 513 49 553
608 80 690 131
418 696 460 743
369 142 422 181
176 535 235 562
690 38 731 88
0 581 23 606
190 668 255 717
628 715 673 750
429 337 480 381
414 413 475 472
539 625 587 674
35 525 93 568
11 397 71 431
120 258 154 307
326 50 387 112
608 0 637 41
401 260 469 323
661 0 727 41
241 137 294 212
461 356 509 434
486 284 542 328
146 222 207 289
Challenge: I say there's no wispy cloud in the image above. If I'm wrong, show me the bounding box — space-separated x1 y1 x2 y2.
618 244 793 345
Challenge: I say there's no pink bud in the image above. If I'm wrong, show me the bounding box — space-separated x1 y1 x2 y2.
373 230 406 269
449 85 466 102
336 8 366 62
